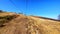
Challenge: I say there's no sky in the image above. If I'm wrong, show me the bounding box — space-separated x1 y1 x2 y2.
0 0 60 19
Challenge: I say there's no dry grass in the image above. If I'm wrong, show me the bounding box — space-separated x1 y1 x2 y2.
0 12 60 34
29 16 60 34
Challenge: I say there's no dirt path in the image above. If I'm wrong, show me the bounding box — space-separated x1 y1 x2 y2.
0 15 60 34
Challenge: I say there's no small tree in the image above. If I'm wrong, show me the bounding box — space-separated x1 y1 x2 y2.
0 10 3 12
58 14 60 20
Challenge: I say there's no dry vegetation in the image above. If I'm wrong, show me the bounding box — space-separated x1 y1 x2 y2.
0 11 60 34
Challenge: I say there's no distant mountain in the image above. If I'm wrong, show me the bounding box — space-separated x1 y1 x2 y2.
0 11 60 34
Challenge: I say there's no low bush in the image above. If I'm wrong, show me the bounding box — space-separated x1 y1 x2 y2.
0 15 16 27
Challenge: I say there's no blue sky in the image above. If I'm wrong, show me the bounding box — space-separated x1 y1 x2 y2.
0 0 60 19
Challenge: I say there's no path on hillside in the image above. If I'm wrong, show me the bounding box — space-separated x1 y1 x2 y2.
0 15 60 34
0 15 29 34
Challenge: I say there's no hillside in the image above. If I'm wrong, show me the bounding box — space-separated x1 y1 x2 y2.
0 11 60 34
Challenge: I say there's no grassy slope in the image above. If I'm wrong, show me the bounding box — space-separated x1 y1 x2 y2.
0 12 60 34
0 12 18 26
29 16 60 34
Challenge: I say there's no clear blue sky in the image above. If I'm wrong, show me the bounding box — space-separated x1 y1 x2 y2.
0 0 60 19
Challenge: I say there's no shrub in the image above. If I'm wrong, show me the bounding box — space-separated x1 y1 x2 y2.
0 10 3 13
0 15 16 27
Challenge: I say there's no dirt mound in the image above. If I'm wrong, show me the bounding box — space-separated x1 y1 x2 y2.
0 12 60 34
